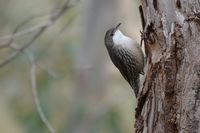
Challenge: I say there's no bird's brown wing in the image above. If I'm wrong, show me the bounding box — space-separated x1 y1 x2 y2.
129 43 144 74
109 46 141 82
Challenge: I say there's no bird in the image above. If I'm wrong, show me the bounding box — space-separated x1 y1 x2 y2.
104 23 144 97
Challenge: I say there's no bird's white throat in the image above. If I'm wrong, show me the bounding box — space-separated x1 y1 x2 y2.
112 29 133 46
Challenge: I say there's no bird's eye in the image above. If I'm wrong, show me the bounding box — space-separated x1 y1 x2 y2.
110 32 114 36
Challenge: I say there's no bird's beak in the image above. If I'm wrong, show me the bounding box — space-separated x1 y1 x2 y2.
115 23 122 30
113 23 121 34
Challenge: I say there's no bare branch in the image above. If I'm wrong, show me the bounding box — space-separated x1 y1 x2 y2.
36 12 77 59
0 1 79 132
0 10 55 48
0 26 46 67
29 53 56 133
0 0 73 68
0 21 51 47
0 0 72 45
11 42 58 78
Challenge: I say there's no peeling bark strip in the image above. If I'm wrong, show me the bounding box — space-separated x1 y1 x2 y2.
135 0 200 133
139 5 145 30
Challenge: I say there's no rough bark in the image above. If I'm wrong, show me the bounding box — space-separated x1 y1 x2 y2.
135 0 200 133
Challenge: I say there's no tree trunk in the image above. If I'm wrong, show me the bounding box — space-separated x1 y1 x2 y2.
135 0 200 133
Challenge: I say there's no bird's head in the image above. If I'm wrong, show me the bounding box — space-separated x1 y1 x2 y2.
105 23 121 38
105 23 132 49
104 23 122 48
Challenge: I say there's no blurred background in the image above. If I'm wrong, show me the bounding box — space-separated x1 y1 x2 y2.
0 0 141 132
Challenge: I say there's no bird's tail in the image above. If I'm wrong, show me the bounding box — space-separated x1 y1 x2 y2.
129 77 140 97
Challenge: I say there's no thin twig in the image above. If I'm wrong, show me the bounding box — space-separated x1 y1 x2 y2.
35 12 77 61
29 53 56 133
10 43 58 79
0 0 73 47
0 1 79 133
0 12 53 48
0 26 46 67
0 0 72 68
0 21 50 45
